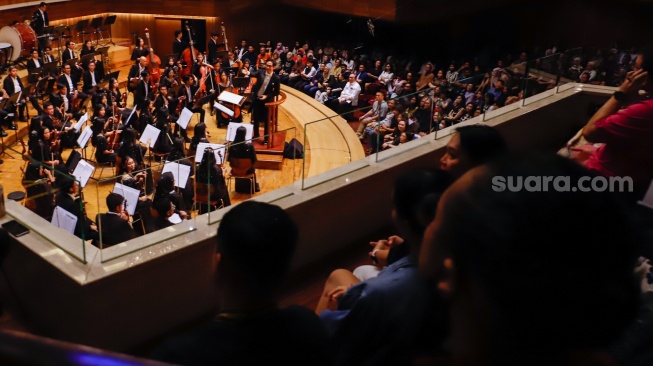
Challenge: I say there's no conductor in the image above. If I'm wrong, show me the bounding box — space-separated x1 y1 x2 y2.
250 60 280 144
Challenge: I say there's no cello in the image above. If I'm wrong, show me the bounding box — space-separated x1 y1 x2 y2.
144 28 161 87
180 21 199 77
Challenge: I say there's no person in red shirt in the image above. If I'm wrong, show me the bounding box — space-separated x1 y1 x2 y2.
582 47 653 198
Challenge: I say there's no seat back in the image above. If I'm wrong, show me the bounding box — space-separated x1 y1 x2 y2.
195 182 215 200
229 158 253 177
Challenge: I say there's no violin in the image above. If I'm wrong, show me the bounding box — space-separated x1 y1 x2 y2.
180 22 199 77
144 28 161 88
220 73 241 120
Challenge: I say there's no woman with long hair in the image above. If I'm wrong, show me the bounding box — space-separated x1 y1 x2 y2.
196 147 231 213
228 126 259 192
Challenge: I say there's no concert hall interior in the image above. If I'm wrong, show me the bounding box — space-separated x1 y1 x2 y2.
0 0 653 364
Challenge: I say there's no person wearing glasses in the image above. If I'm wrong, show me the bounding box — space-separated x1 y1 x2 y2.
250 60 280 144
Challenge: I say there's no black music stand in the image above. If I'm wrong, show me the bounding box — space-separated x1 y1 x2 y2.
43 61 59 77
0 98 13 160
89 17 104 46
223 67 239 77
74 19 90 44
102 70 119 82
193 94 212 110
103 15 117 46
232 77 250 89
27 68 43 84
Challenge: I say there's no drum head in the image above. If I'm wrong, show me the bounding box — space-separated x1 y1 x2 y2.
0 26 21 61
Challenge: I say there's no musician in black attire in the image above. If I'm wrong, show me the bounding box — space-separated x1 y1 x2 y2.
42 47 55 63
96 193 137 247
146 197 174 233
153 172 188 219
4 66 42 121
131 38 150 61
180 75 205 126
152 108 173 156
250 60 280 143
55 178 99 241
128 57 148 92
26 49 43 73
82 61 102 99
197 148 231 213
95 134 117 164
172 30 187 57
48 89 78 148
134 71 152 112
207 32 222 65
228 126 259 192
32 2 49 54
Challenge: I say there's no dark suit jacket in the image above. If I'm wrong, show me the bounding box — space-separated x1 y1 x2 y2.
180 84 198 104
32 10 48 34
50 92 73 114
43 54 55 64
57 73 79 92
207 39 221 64
134 80 152 110
251 70 280 102
40 113 55 131
26 58 42 72
172 39 187 56
61 48 76 64
82 70 101 93
95 213 137 246
55 191 91 239
3 76 24 96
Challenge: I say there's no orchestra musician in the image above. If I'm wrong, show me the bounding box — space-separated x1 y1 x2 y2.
90 103 107 146
128 56 148 92
42 46 55 64
27 48 43 73
160 68 179 90
134 71 152 112
95 193 137 247
82 60 102 99
229 125 260 192
250 60 280 144
207 31 222 65
0 88 12 136
55 178 99 241
154 84 179 125
49 85 79 148
120 155 151 205
196 147 231 213
163 57 180 81
30 125 64 173
32 2 49 54
189 121 209 152
3 66 42 121
152 107 173 156
236 39 248 61
180 74 205 125
172 30 187 58
95 134 117 164
154 172 188 220
222 51 238 69
131 38 150 61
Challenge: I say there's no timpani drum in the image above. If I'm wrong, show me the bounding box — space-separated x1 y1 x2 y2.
0 24 37 61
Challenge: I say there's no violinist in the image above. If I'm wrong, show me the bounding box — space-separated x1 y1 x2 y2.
131 38 150 61
95 193 137 247
60 41 77 64
120 156 151 204
180 75 205 125
191 53 213 79
95 134 117 164
91 103 107 146
30 125 65 173
196 147 231 213
58 64 87 101
39 102 57 132
134 71 152 112
152 107 173 156
214 70 231 127
55 178 99 241
108 78 126 110
49 86 79 148
163 57 180 81
222 51 238 68
189 122 209 152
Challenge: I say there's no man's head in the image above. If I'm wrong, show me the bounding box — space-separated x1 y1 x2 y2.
88 61 95 71
265 60 274 73
139 56 147 67
31 49 39 59
106 193 124 213
420 153 640 363
375 91 384 102
154 197 174 219
216 201 298 299
39 2 46 10
63 64 71 74
44 102 54 115
8 66 17 77
174 30 182 39
57 83 67 94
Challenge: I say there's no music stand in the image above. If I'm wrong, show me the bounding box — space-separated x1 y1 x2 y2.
102 70 119 82
232 77 250 89
74 19 90 44
90 17 104 45
0 98 12 160
103 15 117 46
80 53 96 65
65 58 80 69
43 61 59 77
223 67 239 77
27 67 43 84
193 94 212 110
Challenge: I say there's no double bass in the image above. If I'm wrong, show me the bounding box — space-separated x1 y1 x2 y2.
144 28 161 87
180 22 199 77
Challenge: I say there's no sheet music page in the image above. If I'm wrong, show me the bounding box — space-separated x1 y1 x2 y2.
112 183 140 216
51 206 78 234
226 122 254 142
214 102 234 117
195 142 226 164
162 161 191 188
124 108 137 127
168 213 182 224
139 124 161 148
177 107 193 130
218 91 244 105
73 112 88 132
72 159 95 188
76 125 93 148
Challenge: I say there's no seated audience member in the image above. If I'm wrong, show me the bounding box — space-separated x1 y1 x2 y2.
152 201 330 366
315 170 451 366
580 47 653 199
95 193 137 247
334 74 361 119
440 124 507 179
419 153 640 365
356 91 388 140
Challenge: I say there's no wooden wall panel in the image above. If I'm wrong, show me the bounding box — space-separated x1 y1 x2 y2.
280 0 396 21
0 0 105 29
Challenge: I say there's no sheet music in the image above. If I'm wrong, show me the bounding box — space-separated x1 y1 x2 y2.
72 159 95 188
177 107 193 130
51 206 78 234
214 102 234 117
124 108 137 126
76 125 93 148
162 161 191 188
73 112 88 132
168 213 182 224
226 122 254 142
195 142 226 164
139 124 161 148
218 91 244 105
112 183 140 217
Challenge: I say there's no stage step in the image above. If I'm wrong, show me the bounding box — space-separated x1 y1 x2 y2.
255 153 283 170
